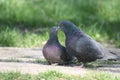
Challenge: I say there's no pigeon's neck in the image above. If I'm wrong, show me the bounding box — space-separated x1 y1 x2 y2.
66 27 83 38
47 34 59 44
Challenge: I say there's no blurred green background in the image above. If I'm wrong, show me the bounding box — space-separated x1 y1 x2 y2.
0 0 120 47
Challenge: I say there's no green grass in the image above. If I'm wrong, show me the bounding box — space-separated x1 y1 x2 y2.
32 59 47 64
0 0 120 26
0 26 49 47
0 70 120 80
0 58 21 62
0 25 118 47
0 0 120 47
0 57 47 64
85 60 120 68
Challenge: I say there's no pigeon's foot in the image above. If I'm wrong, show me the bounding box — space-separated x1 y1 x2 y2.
47 61 52 65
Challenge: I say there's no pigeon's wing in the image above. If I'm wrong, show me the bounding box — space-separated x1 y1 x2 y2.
75 35 119 60
102 50 120 60
73 35 104 58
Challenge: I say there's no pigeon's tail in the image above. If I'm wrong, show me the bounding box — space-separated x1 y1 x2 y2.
101 50 120 61
109 51 120 60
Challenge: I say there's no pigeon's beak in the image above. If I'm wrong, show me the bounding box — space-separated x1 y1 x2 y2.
57 26 60 29
52 26 60 31
57 26 61 30
56 26 60 30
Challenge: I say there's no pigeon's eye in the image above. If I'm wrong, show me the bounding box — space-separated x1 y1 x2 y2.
61 23 64 26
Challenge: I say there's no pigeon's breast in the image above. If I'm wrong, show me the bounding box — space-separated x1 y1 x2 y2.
43 45 63 62
44 45 62 55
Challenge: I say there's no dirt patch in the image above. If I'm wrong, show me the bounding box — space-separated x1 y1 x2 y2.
0 47 120 75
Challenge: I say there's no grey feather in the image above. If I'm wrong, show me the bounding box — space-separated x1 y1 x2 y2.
42 26 72 65
59 20 119 63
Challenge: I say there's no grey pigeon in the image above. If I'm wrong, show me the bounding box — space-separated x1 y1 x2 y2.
58 20 119 63
42 27 72 65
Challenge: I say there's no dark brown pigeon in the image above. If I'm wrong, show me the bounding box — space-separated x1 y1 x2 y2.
42 27 72 65
58 20 119 63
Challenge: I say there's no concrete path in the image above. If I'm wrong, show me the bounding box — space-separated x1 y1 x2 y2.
0 47 120 75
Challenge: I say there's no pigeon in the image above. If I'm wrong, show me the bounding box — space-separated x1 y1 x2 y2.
42 27 72 65
58 20 119 63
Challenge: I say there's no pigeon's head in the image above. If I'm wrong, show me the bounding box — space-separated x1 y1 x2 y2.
58 20 77 35
50 26 59 35
48 27 59 43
